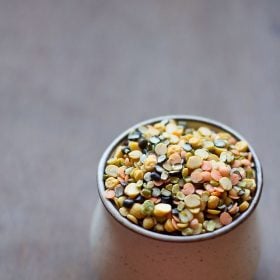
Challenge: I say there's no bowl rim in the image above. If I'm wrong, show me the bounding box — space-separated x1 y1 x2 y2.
97 115 263 242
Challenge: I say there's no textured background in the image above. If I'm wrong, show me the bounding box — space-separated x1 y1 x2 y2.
0 0 279 279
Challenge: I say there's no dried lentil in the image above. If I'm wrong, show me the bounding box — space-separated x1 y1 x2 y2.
187 156 203 169
154 203 172 217
103 119 257 236
124 183 140 198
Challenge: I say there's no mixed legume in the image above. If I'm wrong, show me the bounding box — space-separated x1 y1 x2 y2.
103 119 256 236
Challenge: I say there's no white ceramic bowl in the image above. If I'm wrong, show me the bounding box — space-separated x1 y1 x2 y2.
91 115 263 280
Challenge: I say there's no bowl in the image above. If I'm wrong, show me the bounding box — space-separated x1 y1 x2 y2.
97 115 263 242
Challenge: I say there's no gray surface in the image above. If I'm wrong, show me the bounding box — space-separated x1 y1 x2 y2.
0 0 279 279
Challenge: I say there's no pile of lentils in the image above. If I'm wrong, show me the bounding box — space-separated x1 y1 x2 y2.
103 119 256 236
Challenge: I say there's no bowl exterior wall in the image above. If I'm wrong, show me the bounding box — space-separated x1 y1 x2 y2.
91 201 260 280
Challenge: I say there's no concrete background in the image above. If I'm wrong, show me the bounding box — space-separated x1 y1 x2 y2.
0 0 279 279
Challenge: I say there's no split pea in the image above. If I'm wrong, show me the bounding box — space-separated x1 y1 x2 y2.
239 201 249 212
124 183 140 198
184 194 201 208
153 203 172 217
143 217 155 229
186 156 203 169
219 177 232 191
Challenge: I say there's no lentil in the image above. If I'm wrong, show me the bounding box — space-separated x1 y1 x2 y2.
207 195 220 209
161 171 169 180
187 156 203 169
219 177 233 191
127 214 138 224
155 143 167 155
182 183 195 195
133 169 144 181
164 219 176 232
129 141 140 151
154 224 164 232
130 203 146 219
161 196 172 204
105 177 119 189
144 155 157 171
123 198 134 208
154 203 172 217
150 172 161 181
141 188 152 198
195 149 209 159
190 171 204 183
179 209 193 223
239 201 249 212
129 150 142 160
103 119 257 236
104 189 115 199
183 143 192 152
161 189 172 197
138 138 148 149
157 154 167 163
105 165 119 177
143 217 155 229
235 140 248 152
220 212 233 225
184 194 201 208
124 183 140 198
115 186 124 197
119 207 129 217
152 187 161 197
214 139 226 148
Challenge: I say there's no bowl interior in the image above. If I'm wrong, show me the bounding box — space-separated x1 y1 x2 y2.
97 115 263 242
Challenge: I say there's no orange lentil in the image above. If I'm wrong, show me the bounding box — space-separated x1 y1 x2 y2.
104 190 115 199
149 197 158 203
205 184 215 192
172 215 180 222
117 177 124 184
229 189 238 197
229 203 239 215
154 180 164 186
241 159 251 166
229 195 240 200
201 171 212 182
231 150 240 156
190 218 199 229
214 186 225 193
220 212 233 225
211 169 222 181
171 218 179 230
219 166 230 177
191 171 204 183
228 137 237 145
230 173 240 185
118 167 126 178
169 152 182 165
232 160 241 168
195 189 204 195
212 191 222 197
180 150 187 159
201 161 212 171
124 158 131 166
182 183 195 195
